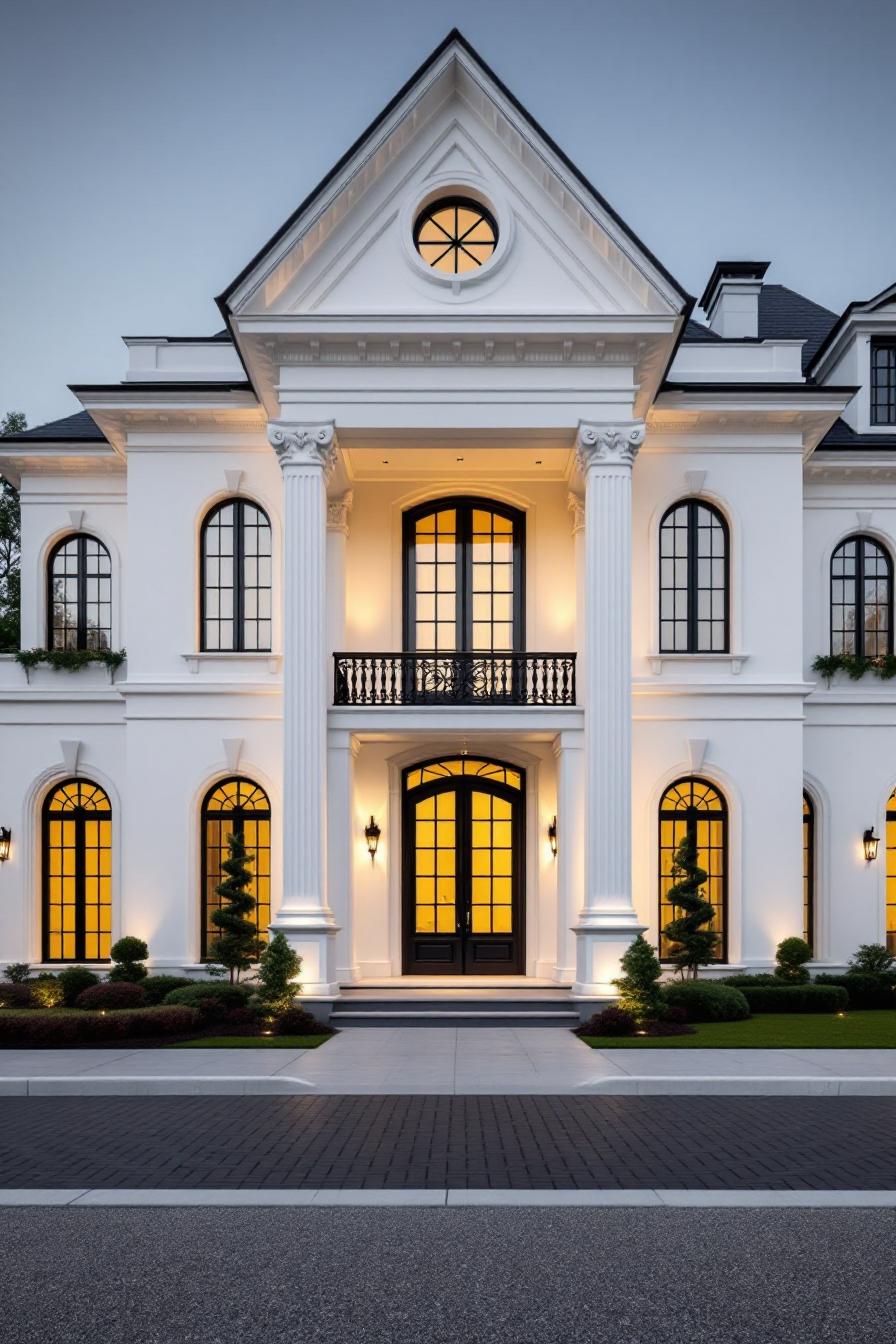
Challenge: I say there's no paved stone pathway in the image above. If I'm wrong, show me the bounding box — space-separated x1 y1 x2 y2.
1 1095 895 1190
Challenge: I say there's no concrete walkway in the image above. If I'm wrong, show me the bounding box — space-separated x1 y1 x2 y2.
0 1028 894 1094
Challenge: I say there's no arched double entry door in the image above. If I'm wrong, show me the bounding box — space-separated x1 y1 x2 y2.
403 757 525 974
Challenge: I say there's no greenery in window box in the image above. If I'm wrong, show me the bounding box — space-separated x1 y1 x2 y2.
15 647 126 679
812 652 896 684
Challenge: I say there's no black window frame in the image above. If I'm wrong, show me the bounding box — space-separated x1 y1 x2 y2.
658 775 728 964
829 533 893 658
871 340 896 427
199 497 273 653
658 498 730 654
200 776 272 960
413 196 499 274
46 532 112 651
803 790 815 955
402 496 526 653
42 777 113 964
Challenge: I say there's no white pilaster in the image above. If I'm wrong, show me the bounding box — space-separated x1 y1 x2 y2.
553 729 584 984
328 728 360 985
267 420 340 995
572 422 646 997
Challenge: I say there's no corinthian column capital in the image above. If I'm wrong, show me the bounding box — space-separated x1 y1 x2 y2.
267 420 337 473
575 421 645 472
327 490 354 535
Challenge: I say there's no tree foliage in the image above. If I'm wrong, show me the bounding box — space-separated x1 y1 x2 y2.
662 832 719 979
0 411 25 652
208 831 263 982
613 934 663 1022
255 931 302 1016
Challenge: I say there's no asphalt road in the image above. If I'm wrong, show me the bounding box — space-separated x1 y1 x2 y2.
2 1206 895 1343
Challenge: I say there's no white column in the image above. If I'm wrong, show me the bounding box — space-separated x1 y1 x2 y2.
553 729 584 984
326 492 353 659
328 728 359 984
572 421 646 997
267 420 340 995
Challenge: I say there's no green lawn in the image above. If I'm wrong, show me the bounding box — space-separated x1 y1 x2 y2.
164 1034 332 1049
580 1010 896 1049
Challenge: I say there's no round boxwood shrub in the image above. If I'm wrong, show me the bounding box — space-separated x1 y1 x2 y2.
57 965 100 1006
30 975 64 1009
739 984 848 1014
273 1006 333 1036
163 982 253 1019
108 936 148 982
76 981 146 1010
140 975 197 1005
661 981 750 1022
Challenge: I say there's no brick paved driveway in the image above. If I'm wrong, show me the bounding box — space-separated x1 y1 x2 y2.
1 1095 895 1189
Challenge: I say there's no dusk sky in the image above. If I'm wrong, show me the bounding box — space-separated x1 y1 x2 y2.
2 0 894 427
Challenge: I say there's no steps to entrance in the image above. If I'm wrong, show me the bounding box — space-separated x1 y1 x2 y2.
330 985 580 1029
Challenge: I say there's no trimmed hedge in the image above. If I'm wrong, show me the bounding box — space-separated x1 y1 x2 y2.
661 982 750 1021
717 974 778 988
738 984 848 1014
76 982 146 1011
57 966 100 1006
0 1006 201 1045
274 1007 334 1036
163 983 253 1017
815 972 896 1010
140 975 197 1005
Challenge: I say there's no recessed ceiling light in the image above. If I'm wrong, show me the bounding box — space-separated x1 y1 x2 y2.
535 459 543 465
382 459 390 464
456 456 464 463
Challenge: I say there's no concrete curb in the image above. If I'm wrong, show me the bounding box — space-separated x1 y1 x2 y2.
1 1074 895 1097
1 1188 896 1208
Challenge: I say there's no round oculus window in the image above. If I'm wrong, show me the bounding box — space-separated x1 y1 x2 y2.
413 197 498 275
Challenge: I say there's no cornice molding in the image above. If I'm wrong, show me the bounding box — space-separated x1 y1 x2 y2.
327 490 354 534
267 421 337 473
575 421 645 471
269 335 651 369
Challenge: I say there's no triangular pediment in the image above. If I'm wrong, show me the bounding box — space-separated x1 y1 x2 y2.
221 32 688 326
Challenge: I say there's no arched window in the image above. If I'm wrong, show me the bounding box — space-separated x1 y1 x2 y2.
47 534 112 650
803 792 815 953
200 499 272 652
659 499 729 653
830 535 892 657
201 777 271 959
43 779 112 962
886 788 896 956
658 777 727 962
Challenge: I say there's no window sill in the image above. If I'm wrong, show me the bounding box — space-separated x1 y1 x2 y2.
648 653 748 676
182 653 282 675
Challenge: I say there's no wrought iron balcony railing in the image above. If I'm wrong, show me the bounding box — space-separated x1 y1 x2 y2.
333 651 576 707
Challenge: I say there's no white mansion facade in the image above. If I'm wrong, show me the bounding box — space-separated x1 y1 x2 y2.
2 31 895 1001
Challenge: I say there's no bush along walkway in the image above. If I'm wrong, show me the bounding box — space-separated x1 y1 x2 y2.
579 1010 896 1049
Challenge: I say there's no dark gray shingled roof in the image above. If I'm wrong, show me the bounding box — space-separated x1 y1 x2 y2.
0 410 107 443
681 284 838 374
817 417 896 451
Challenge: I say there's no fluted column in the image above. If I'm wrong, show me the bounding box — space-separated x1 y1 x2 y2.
267 420 339 996
572 421 646 997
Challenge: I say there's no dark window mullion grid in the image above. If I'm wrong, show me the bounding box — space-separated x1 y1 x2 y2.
232 504 245 652
871 343 896 427
803 792 814 954
658 779 728 964
76 536 87 650
830 535 893 658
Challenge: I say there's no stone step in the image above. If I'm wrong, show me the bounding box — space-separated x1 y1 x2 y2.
330 997 581 1028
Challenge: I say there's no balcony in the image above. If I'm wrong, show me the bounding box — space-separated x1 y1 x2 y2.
333 652 576 707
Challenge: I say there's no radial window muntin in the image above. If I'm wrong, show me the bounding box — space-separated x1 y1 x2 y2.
413 196 499 275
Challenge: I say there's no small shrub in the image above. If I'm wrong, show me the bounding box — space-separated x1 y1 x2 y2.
163 982 253 1019
57 965 100 1006
140 975 196 1005
739 984 848 1014
815 971 896 1009
30 976 64 1009
273 1006 333 1036
0 983 35 1008
613 935 663 1023
577 1006 637 1037
0 1005 200 1045
76 981 146 1010
3 963 31 984
848 944 895 975
255 932 301 1016
661 982 750 1022
108 936 149 982
775 937 813 984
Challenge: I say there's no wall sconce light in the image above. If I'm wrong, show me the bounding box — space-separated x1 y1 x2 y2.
548 816 558 858
365 815 381 862
863 828 880 862
0 829 10 863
